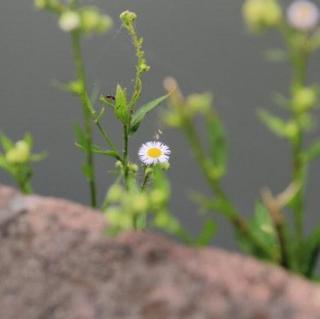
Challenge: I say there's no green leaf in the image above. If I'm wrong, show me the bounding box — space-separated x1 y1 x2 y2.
195 219 216 246
258 110 287 138
24 133 33 148
75 143 120 159
99 95 115 108
237 202 278 261
114 85 129 124
305 141 320 161
206 114 227 179
0 134 13 152
82 163 92 180
272 93 290 110
300 227 320 273
129 94 169 135
30 152 47 162
74 125 87 150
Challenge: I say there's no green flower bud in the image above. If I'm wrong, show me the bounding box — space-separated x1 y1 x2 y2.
115 160 123 169
285 121 299 139
159 162 170 170
129 163 139 173
66 80 83 95
139 63 151 73
293 87 317 113
59 11 81 32
6 141 31 164
80 7 101 34
106 184 123 203
106 207 132 229
163 112 183 128
97 15 113 33
243 0 282 33
145 167 153 175
150 189 167 206
34 0 47 10
131 194 148 213
120 10 137 27
186 93 212 115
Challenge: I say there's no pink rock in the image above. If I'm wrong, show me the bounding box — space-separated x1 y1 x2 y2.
0 185 320 318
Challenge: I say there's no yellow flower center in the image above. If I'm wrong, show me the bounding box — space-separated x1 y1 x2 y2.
147 147 162 158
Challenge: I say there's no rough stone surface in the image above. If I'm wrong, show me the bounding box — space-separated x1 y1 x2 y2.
1 185 320 319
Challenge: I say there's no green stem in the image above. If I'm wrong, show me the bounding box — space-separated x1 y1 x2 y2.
95 120 120 156
182 118 274 259
122 124 130 189
71 31 97 208
141 167 151 191
290 45 309 240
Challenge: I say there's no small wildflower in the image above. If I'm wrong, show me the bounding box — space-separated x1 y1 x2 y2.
287 0 320 31
138 141 171 165
59 11 81 32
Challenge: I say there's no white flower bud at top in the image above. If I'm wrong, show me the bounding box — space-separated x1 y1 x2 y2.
287 0 320 31
59 11 81 32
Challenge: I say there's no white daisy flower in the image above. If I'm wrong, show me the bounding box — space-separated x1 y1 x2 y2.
138 141 171 165
287 0 320 31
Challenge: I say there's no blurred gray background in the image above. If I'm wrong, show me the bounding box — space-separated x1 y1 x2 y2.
1 0 320 250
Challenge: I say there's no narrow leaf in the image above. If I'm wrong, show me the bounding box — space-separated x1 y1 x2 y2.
258 110 287 138
129 94 169 135
114 85 129 124
75 143 120 159
195 220 217 246
0 134 13 152
305 141 320 161
206 114 227 179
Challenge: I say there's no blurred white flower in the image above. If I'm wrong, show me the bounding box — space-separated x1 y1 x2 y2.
59 11 81 32
138 141 171 165
287 0 320 31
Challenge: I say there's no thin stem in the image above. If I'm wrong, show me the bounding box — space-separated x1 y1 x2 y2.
71 31 97 207
290 43 309 240
122 124 130 189
182 118 274 259
141 167 151 191
95 120 120 156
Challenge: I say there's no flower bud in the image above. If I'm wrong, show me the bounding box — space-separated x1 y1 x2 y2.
106 184 123 203
34 0 47 10
293 87 317 112
243 0 282 32
97 15 113 33
285 121 299 139
80 8 101 33
120 10 137 28
59 11 81 32
131 194 148 213
115 160 123 169
163 112 183 128
159 162 170 170
5 141 31 164
186 93 212 115
129 163 139 173
150 189 167 206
